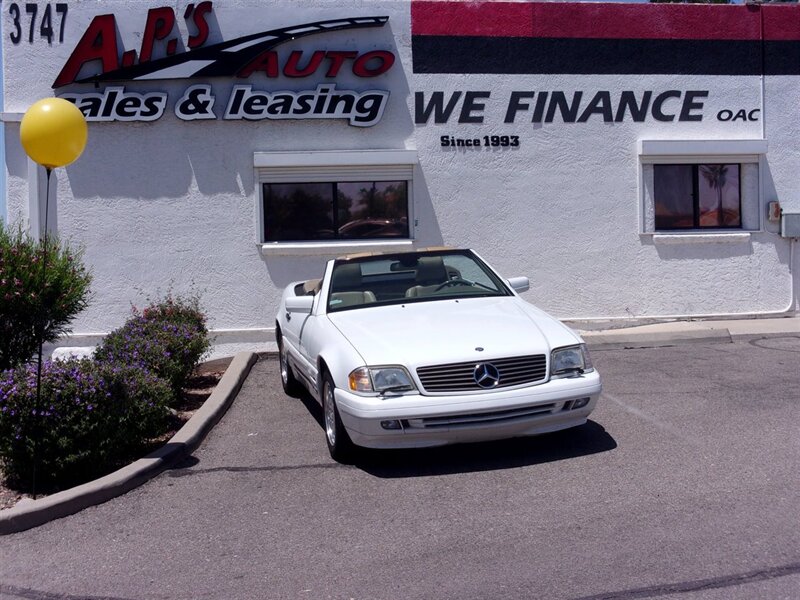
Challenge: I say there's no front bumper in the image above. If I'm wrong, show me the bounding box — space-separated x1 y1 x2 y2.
334 371 602 449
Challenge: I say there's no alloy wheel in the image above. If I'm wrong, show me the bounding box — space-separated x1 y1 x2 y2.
324 382 336 447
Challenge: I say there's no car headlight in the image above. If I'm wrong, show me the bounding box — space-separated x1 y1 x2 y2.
551 344 594 378
348 366 417 394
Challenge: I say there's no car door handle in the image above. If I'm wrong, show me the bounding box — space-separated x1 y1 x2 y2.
285 311 291 321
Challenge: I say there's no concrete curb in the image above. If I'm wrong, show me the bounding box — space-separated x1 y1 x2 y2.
0 351 259 535
578 317 800 350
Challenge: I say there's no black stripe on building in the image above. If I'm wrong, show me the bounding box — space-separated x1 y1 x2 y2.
412 37 800 76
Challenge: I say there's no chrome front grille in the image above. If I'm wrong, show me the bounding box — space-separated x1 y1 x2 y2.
416 355 547 393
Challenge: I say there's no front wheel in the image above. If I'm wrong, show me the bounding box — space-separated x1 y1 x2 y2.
278 333 302 397
322 372 355 463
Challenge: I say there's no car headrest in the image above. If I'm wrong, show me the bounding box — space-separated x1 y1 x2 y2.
415 257 448 285
331 263 363 291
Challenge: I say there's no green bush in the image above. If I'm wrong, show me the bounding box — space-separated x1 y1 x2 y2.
0 222 92 371
139 293 207 331
94 294 210 399
0 358 171 489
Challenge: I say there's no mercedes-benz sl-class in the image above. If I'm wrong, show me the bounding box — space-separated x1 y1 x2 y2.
275 248 602 461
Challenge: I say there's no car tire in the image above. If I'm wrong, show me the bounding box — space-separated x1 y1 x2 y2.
322 372 355 463
277 333 302 398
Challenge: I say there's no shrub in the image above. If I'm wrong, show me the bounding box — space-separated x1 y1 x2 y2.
0 359 171 489
0 222 92 371
139 293 206 331
94 294 210 399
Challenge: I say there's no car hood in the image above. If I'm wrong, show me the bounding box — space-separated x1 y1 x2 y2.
326 296 580 367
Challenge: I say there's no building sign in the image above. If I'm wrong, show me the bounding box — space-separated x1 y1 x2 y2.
415 90 725 125
50 3 395 126
408 1 798 136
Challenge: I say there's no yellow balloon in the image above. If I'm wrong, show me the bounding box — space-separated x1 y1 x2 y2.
20 98 88 169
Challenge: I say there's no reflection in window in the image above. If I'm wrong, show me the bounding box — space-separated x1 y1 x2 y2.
264 183 334 241
264 181 409 242
654 164 741 230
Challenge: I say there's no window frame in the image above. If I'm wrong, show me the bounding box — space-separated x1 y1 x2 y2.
255 150 417 256
638 139 767 241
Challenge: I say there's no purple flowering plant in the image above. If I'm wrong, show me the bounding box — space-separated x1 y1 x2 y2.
0 358 171 489
94 293 210 401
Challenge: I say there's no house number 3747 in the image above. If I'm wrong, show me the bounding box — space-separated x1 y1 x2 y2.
8 3 68 44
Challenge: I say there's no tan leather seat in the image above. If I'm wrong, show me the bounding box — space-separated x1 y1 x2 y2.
329 263 377 307
405 257 449 298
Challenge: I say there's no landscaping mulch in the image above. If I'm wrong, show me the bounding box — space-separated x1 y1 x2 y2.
0 365 225 511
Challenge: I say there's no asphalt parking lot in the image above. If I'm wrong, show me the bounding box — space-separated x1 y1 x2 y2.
1 338 799 600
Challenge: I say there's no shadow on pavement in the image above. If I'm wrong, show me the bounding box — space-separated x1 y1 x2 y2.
353 420 617 478
168 454 200 470
292 389 617 477
297 389 324 429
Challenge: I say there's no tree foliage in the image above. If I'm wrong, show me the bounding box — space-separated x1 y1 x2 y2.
0 223 92 371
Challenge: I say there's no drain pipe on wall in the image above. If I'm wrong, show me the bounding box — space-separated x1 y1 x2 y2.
759 1 800 316
791 239 798 313
759 2 766 142
563 237 797 324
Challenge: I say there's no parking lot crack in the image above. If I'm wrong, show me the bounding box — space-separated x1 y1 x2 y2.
0 583 141 600
570 561 800 600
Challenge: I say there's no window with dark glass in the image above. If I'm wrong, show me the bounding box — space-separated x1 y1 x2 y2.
654 164 741 230
263 181 409 241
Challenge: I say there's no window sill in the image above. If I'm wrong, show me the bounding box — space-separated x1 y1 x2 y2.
259 239 415 257
646 232 752 245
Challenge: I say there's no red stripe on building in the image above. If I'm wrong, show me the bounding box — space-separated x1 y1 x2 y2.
412 2 535 37
411 1 800 42
762 6 800 41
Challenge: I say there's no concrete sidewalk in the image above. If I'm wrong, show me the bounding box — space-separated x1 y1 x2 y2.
569 315 800 349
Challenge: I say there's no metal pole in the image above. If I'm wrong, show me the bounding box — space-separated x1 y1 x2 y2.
31 166 52 499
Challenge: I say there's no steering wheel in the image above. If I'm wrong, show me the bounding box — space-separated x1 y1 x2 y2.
434 278 474 292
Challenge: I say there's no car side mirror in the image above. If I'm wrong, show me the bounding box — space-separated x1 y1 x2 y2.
285 295 314 314
507 277 530 293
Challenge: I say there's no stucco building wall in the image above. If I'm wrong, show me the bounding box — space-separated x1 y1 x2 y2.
2 1 798 351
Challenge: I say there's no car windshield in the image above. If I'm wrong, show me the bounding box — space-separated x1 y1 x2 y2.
326 250 511 312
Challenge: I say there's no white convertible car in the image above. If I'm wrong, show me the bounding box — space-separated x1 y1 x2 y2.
275 248 602 461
